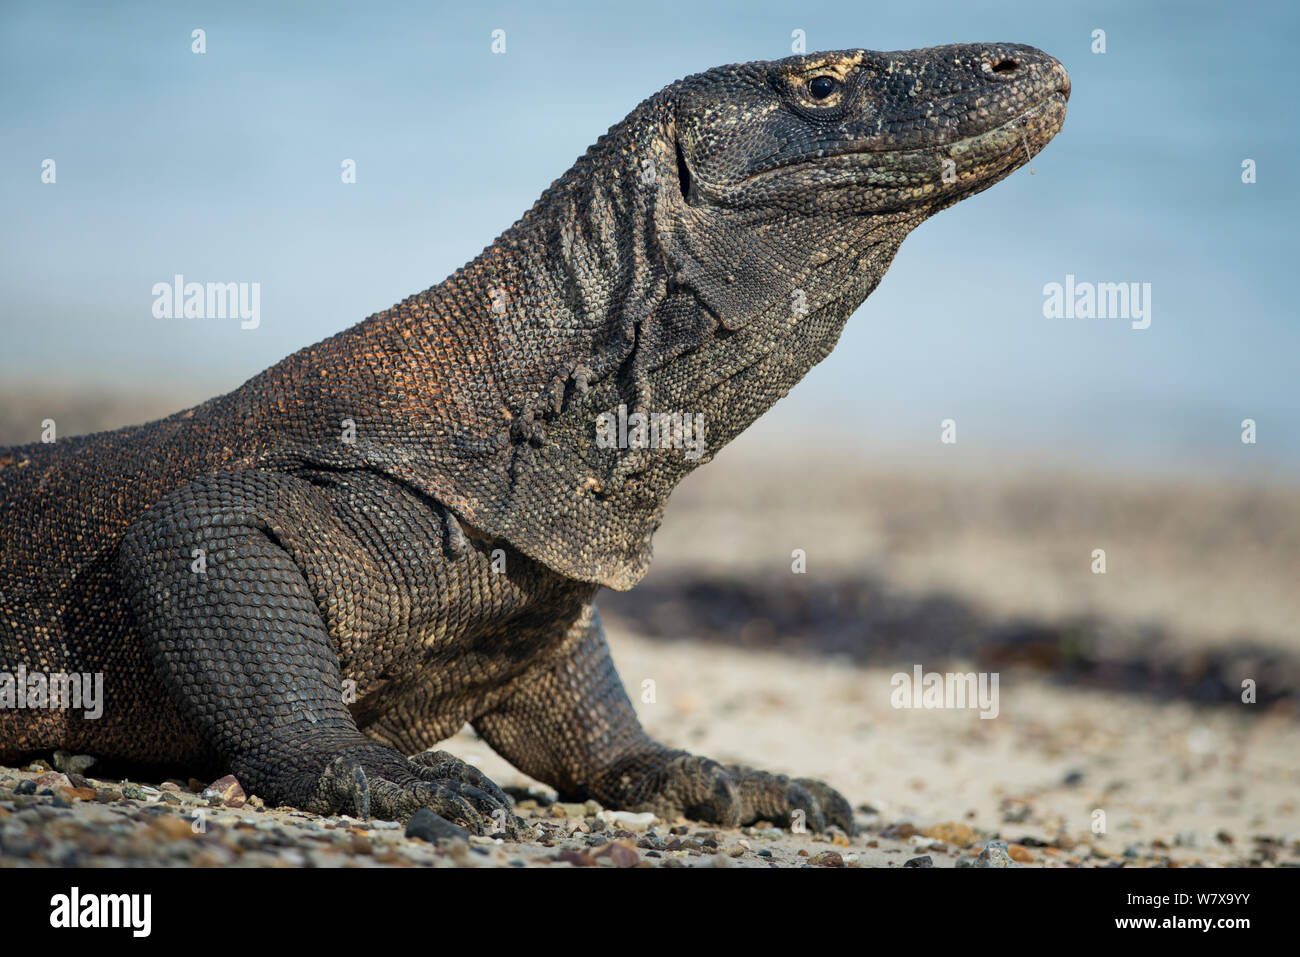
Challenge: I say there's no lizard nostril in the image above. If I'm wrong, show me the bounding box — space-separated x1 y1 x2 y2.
990 58 1019 74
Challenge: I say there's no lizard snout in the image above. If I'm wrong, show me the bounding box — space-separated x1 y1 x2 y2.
976 43 1071 103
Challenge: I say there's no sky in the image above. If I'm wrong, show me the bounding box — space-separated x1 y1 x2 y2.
1 0 1296 478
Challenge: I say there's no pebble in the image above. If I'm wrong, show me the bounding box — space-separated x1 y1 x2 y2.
592 839 640 868
1007 843 1034 863
202 775 246 808
595 810 656 831
151 816 195 840
922 821 977 848
51 752 96 776
973 840 1022 868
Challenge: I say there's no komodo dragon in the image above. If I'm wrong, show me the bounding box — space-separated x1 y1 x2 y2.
0 44 1068 836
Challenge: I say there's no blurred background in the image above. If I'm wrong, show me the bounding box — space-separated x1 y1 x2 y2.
2 1 1297 862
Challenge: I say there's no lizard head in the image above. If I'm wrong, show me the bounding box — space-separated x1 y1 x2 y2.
672 43 1069 215
651 43 1069 331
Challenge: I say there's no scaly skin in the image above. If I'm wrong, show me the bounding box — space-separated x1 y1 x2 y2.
0 45 1068 836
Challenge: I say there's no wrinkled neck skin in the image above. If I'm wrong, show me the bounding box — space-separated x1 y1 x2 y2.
417 96 919 499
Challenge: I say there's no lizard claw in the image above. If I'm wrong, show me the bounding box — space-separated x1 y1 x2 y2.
307 744 524 838
633 753 856 836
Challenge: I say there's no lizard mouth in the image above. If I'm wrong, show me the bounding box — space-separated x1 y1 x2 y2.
718 88 1069 198
926 89 1068 198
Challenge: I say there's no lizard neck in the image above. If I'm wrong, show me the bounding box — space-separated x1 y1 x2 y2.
291 101 908 590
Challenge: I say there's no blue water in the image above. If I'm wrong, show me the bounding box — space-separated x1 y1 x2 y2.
1 0 1296 477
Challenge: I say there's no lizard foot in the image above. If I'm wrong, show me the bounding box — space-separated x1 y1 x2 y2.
306 744 525 837
633 753 856 836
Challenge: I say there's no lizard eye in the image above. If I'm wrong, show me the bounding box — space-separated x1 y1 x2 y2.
808 75 839 100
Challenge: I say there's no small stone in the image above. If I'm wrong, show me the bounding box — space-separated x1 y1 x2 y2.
592 840 640 868
447 838 471 864
33 772 72 789
554 848 598 867
203 775 246 808
808 851 844 867
904 855 933 867
51 751 96 776
922 821 977 848
404 808 469 845
151 816 195 840
595 810 656 831
973 840 1022 868
1007 843 1034 863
